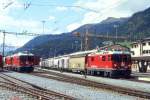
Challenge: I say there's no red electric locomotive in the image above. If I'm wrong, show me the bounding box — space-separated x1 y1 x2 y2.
5 52 40 72
5 56 12 66
86 50 132 78
0 54 3 67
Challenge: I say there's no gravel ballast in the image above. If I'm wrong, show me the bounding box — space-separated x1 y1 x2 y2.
0 87 36 100
3 72 146 100
41 69 150 93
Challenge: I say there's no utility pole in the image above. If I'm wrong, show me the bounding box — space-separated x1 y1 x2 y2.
114 25 118 43
85 25 89 51
2 30 5 57
107 31 109 40
42 20 46 34
80 37 83 51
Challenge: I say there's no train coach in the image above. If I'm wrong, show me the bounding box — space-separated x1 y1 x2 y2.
5 52 40 72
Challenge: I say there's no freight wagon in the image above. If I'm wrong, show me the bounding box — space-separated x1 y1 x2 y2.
57 55 69 71
68 51 92 73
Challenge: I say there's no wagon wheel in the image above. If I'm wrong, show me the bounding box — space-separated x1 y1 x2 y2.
104 72 109 77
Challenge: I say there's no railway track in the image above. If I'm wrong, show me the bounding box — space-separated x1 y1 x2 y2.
132 72 150 77
0 72 75 100
32 68 150 99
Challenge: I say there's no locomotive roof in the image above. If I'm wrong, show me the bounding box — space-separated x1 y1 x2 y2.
69 49 97 57
69 49 97 56
12 52 34 56
131 37 150 44
54 54 70 59
89 50 130 56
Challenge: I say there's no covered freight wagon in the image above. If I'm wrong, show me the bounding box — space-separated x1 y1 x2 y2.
69 50 96 72
57 55 69 71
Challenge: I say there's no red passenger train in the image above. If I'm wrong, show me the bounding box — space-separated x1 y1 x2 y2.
5 52 40 72
86 50 132 77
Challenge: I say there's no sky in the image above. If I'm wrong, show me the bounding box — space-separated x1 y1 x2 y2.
0 0 150 47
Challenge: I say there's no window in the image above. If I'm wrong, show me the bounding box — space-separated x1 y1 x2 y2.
132 51 135 55
112 54 121 62
143 50 146 54
108 55 111 61
91 57 94 61
134 45 136 48
133 44 138 48
146 50 149 54
98 56 100 61
142 43 146 46
102 56 106 61
149 42 150 45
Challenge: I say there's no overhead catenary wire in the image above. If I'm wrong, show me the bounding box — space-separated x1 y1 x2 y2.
0 1 125 37
27 3 100 13
0 30 45 36
3 1 14 9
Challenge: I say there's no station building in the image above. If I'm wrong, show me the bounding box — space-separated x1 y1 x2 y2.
130 38 150 57
130 38 150 72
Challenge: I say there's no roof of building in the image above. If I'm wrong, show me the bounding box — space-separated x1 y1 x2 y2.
131 37 150 44
99 44 130 51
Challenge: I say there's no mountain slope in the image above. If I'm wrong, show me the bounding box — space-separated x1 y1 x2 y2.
0 44 18 56
72 17 128 35
16 17 126 58
119 7 150 37
16 7 150 58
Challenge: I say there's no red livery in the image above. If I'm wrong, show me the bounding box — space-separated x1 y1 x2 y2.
86 50 131 77
0 54 3 67
5 52 40 72
5 56 12 66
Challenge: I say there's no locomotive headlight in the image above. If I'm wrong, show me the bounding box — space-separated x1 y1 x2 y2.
114 64 117 67
128 64 131 68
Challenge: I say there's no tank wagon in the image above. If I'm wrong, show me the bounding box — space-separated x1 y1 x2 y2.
5 52 40 72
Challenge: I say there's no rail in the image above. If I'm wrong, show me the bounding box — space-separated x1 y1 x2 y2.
34 68 150 99
0 72 75 100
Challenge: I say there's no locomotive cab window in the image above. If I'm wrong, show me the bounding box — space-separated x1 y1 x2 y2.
102 56 106 61
91 57 94 61
112 54 121 62
108 55 111 61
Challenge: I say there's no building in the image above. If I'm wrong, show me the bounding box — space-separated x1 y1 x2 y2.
130 38 150 72
131 38 150 57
